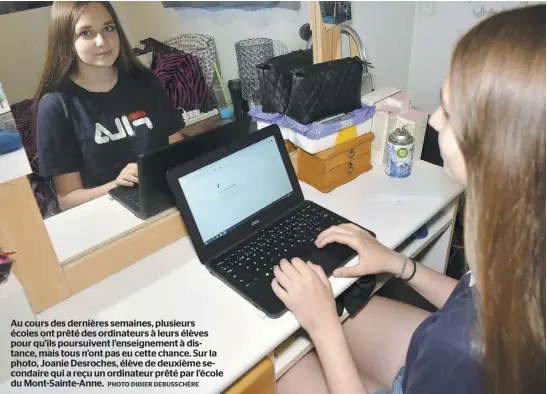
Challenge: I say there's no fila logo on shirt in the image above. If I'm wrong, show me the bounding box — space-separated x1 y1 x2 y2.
95 111 153 144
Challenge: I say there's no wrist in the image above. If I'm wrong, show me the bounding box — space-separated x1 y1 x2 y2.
310 318 347 359
103 181 117 194
388 254 417 282
386 253 406 276
307 313 341 341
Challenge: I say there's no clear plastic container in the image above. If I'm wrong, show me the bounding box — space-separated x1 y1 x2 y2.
213 85 234 119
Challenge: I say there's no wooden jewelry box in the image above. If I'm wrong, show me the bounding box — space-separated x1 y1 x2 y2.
296 132 374 193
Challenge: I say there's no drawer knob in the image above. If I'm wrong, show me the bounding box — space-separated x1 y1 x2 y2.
348 149 356 159
347 162 354 174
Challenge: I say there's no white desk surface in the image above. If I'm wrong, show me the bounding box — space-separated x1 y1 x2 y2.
44 195 145 262
0 147 32 185
29 160 464 393
44 159 460 264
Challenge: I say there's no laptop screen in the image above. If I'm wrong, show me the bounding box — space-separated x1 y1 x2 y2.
177 135 294 245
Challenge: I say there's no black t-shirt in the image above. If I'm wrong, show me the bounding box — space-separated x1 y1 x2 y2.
37 70 184 188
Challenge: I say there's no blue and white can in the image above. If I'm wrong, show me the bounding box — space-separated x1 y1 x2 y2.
384 127 414 178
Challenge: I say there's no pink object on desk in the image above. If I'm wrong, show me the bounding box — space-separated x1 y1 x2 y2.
400 108 427 122
371 104 404 164
386 93 412 112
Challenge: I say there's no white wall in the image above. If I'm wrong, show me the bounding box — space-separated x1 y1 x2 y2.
0 6 50 103
0 2 416 104
117 1 416 93
1 1 538 112
111 2 312 92
172 4 310 83
347 2 415 92
406 1 533 113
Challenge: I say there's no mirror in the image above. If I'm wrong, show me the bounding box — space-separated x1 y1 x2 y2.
0 2 220 266
0 1 308 267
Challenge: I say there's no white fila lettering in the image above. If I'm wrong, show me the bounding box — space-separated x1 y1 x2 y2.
120 116 134 137
94 111 153 144
95 122 125 144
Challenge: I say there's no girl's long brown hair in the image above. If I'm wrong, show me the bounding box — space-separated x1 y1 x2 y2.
449 5 545 393
34 1 146 102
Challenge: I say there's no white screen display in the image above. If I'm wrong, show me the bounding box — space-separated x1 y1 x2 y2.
178 136 293 245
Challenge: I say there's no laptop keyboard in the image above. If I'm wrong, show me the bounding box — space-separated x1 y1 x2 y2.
214 202 345 289
112 186 140 210
124 188 139 208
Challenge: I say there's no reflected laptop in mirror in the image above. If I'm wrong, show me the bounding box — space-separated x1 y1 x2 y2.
109 117 254 219
166 125 375 318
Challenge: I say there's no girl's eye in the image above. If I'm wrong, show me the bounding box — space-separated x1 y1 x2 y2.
104 25 116 33
79 30 92 38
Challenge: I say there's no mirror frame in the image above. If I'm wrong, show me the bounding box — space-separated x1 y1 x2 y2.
0 175 187 313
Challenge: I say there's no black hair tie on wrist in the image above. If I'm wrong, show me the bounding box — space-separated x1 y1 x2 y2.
404 258 417 282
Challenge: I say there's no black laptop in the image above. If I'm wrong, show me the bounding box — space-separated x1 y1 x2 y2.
166 125 375 318
109 118 254 219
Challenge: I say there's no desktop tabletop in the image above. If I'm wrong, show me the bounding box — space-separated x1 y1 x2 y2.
34 160 464 393
0 147 32 185
44 194 146 263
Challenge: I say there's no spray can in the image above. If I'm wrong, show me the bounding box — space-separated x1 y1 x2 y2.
384 126 414 178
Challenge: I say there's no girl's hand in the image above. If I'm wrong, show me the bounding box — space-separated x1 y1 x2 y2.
315 224 403 278
115 163 138 187
272 258 340 337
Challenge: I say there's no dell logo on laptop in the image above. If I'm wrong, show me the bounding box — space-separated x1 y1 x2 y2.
252 220 260 226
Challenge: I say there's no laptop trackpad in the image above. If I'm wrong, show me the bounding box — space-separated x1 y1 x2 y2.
301 243 355 277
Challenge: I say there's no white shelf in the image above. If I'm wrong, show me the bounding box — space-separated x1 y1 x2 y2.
395 201 456 259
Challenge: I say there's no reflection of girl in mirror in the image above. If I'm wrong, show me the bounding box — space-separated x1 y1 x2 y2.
36 1 185 211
